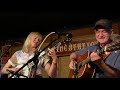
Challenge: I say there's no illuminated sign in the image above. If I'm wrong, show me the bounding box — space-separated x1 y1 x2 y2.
56 39 97 56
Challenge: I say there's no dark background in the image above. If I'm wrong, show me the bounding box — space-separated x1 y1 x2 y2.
0 1 120 41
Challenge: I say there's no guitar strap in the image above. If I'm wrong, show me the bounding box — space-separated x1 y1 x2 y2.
102 52 111 62
95 43 111 61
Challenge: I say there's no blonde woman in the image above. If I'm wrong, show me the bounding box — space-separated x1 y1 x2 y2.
1 32 58 78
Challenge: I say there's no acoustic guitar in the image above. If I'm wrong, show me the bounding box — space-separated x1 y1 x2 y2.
68 41 120 78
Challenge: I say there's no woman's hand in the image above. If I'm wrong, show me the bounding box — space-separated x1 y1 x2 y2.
48 48 58 63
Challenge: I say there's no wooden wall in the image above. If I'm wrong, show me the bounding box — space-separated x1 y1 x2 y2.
0 21 120 78
54 21 120 78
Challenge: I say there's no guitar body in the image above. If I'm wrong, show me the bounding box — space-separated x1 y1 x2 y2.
68 41 120 78
68 51 95 78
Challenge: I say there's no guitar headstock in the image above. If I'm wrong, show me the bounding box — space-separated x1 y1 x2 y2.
105 41 120 52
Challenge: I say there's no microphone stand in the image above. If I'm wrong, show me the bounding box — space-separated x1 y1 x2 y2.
1 45 12 60
9 38 60 78
0 45 12 77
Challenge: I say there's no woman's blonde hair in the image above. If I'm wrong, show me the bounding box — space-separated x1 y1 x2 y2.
22 32 42 53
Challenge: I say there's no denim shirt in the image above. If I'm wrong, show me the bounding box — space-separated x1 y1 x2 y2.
75 45 120 78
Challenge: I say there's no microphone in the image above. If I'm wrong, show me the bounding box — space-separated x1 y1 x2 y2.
56 32 72 42
55 32 72 38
